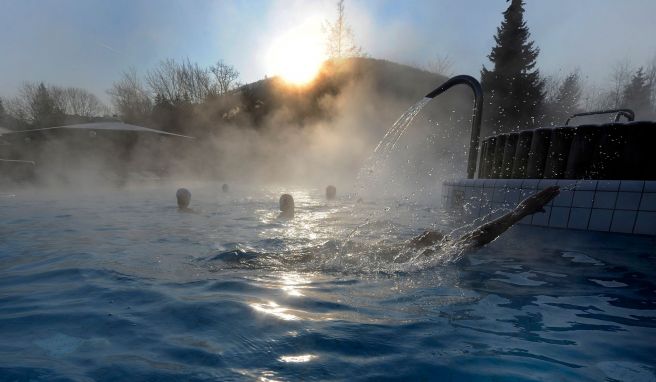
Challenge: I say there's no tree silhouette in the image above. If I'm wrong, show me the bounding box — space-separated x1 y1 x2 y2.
545 71 582 124
481 0 544 133
622 67 652 118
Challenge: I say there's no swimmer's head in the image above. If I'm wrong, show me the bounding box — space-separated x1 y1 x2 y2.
176 188 191 209
326 185 337 200
222 183 229 193
279 194 294 217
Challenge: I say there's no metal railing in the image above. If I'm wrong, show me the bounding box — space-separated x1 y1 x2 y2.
565 109 635 125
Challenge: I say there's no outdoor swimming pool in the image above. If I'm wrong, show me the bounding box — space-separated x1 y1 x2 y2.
1 183 654 381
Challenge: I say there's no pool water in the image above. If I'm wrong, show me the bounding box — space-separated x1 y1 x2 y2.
1 183 655 381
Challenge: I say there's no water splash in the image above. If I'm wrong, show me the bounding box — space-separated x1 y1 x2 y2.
357 97 432 188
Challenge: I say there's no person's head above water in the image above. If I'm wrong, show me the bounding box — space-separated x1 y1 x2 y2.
222 183 229 193
176 188 191 209
279 194 294 218
326 185 336 200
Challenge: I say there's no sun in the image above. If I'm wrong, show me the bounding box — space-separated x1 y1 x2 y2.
267 20 326 86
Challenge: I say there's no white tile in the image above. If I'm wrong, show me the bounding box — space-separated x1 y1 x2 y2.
639 193 656 212
505 189 520 204
532 207 552 226
615 192 642 211
576 180 598 191
572 191 594 208
620 180 644 192
539 179 558 189
506 179 523 188
593 191 617 209
597 180 620 191
490 205 507 220
484 179 497 188
553 190 574 207
522 179 540 189
480 189 494 204
495 180 510 189
634 211 656 235
493 188 507 203
589 209 613 232
568 208 591 230
557 179 578 189
610 210 637 234
549 207 570 228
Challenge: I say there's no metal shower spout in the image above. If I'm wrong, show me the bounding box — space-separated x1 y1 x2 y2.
424 75 483 179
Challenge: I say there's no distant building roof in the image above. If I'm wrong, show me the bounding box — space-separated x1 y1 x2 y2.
0 122 195 139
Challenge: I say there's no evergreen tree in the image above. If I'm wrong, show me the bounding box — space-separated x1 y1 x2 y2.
481 0 545 133
622 67 651 118
547 71 582 124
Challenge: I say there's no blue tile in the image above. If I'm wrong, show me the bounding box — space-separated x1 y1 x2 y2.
597 180 620 191
532 207 552 226
593 191 617 209
549 207 570 228
576 180 598 191
589 209 613 232
639 193 656 212
553 190 574 207
610 210 637 234
644 181 656 192
572 191 595 208
568 208 591 230
634 211 656 235
518 214 533 225
620 180 644 192
615 192 641 211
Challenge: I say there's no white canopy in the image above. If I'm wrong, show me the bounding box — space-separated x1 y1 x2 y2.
1 122 194 139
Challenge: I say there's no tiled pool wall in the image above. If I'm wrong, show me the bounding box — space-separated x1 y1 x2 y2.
442 179 656 235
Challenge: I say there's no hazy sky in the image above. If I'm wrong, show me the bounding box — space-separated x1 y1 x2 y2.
2 0 656 103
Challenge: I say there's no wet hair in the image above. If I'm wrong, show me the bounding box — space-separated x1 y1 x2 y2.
176 188 191 208
222 183 229 192
326 185 336 200
279 194 294 217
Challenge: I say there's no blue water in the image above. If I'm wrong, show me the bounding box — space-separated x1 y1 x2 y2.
1 183 655 381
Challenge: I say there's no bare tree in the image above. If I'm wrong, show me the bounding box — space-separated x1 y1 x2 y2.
57 87 105 117
145 59 180 102
108 68 152 124
209 60 240 96
425 53 454 76
324 0 363 59
145 58 217 103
